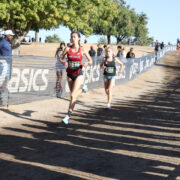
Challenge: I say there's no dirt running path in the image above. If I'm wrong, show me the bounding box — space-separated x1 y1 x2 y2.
0 52 180 180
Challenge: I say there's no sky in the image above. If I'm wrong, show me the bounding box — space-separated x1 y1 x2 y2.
27 0 180 45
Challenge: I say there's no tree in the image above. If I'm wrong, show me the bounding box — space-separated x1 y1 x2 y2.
133 12 153 46
0 0 152 51
98 37 107 44
45 34 62 43
62 0 100 36
31 24 40 43
134 36 154 46
112 6 138 44
89 0 118 44
0 0 66 49
134 12 148 40
0 0 100 52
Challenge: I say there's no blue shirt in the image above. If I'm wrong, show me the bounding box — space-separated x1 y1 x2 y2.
0 38 12 56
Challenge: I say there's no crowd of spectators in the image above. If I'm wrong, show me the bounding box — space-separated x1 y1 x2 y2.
88 44 136 60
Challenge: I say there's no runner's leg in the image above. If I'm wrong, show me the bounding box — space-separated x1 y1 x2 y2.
68 75 83 112
107 78 115 105
61 76 74 124
56 70 61 91
104 80 109 95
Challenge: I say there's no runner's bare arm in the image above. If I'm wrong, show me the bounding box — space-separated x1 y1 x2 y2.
55 49 58 58
100 58 106 69
115 58 124 73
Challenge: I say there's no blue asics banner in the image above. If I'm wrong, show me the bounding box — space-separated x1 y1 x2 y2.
0 45 176 106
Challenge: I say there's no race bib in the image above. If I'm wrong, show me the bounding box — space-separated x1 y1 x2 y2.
69 61 80 69
105 67 115 74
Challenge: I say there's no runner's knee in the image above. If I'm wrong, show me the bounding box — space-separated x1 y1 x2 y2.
71 92 77 101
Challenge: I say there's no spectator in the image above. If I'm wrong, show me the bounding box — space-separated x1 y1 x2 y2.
97 44 103 56
160 41 164 49
126 48 135 59
177 38 180 44
55 42 65 57
0 30 14 105
103 44 107 50
88 45 96 57
116 45 122 58
0 31 3 40
177 43 180 52
128 38 130 45
39 37 41 42
121 47 126 58
0 30 14 56
84 39 87 44
154 40 159 63
103 45 107 56
32 37 35 42
155 40 159 52
55 42 66 98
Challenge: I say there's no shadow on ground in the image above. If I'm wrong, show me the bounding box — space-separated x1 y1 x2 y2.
0 55 180 180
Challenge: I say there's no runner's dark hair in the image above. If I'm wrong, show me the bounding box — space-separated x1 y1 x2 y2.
71 31 81 46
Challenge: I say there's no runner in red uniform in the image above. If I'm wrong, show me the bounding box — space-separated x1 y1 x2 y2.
59 32 92 124
66 45 83 80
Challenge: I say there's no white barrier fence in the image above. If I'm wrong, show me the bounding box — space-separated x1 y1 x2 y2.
0 45 176 106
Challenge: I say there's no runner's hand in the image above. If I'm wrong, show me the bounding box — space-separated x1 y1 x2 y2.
118 70 123 74
101 65 106 70
63 61 68 67
83 62 89 68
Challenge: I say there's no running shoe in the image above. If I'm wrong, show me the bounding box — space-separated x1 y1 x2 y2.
82 85 88 93
106 104 111 110
62 115 70 124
